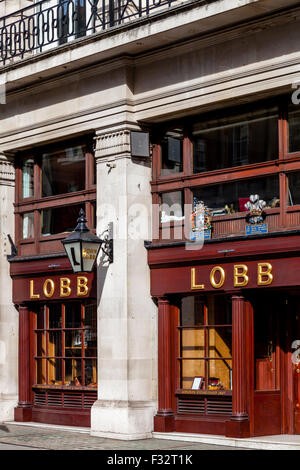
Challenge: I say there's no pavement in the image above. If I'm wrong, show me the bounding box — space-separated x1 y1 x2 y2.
2 422 300 452
0 422 244 451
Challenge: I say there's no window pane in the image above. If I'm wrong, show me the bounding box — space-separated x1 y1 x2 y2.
181 296 204 326
160 191 184 223
65 303 82 328
84 304 97 357
208 359 232 390
289 108 300 153
22 212 34 239
193 175 279 217
181 329 205 358
37 306 46 330
49 304 62 329
41 204 83 236
48 331 62 357
36 359 46 384
42 145 85 197
288 171 300 206
181 359 205 390
84 359 97 386
193 107 278 173
208 328 232 359
207 296 232 325
65 331 82 355
36 332 46 357
48 358 62 385
161 129 183 176
65 359 82 385
22 158 34 198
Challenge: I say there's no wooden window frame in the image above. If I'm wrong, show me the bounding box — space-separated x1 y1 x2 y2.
33 301 97 391
177 295 232 396
151 97 300 240
15 135 96 256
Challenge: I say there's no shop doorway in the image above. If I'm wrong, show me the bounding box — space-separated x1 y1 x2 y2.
290 297 300 434
252 293 282 436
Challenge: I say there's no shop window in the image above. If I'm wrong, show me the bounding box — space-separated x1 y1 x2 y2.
192 174 279 217
161 129 183 176
179 295 232 392
34 302 97 388
193 107 278 173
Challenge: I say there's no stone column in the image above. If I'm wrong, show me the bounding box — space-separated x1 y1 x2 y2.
226 294 250 438
14 305 32 421
0 152 18 422
154 297 174 432
90 124 157 440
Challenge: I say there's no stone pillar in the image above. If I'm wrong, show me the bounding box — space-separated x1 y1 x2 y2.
226 294 250 438
0 152 18 422
154 297 174 432
90 124 157 440
14 305 32 421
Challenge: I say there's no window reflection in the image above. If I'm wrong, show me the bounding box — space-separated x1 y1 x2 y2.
161 129 183 176
193 108 278 173
22 212 35 239
22 158 34 198
289 108 300 153
41 204 83 236
42 145 85 197
193 175 279 217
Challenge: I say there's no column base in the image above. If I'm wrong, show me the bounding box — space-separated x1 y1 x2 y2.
225 418 250 438
154 414 175 432
14 406 32 422
91 400 155 440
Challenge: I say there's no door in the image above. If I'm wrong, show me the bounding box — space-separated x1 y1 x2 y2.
252 293 281 436
292 299 300 434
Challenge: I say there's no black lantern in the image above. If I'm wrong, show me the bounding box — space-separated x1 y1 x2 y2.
62 209 113 273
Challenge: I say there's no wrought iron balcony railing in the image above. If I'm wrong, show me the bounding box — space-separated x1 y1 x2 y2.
0 0 185 66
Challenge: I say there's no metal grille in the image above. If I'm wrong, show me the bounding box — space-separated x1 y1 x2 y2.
34 389 97 409
0 0 186 65
177 396 232 416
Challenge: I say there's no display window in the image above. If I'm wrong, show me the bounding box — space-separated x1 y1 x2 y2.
33 301 97 388
179 295 232 393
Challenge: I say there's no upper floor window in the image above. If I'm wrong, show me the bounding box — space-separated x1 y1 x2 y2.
16 136 96 256
192 107 278 173
152 97 300 242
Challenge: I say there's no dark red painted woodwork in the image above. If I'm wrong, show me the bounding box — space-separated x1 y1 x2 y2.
154 298 175 432
14 305 32 422
226 295 250 438
253 392 281 436
31 407 91 427
231 295 248 421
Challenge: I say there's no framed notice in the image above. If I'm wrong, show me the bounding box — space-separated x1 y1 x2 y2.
191 376 204 390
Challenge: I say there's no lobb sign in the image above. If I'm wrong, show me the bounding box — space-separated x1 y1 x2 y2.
13 273 96 303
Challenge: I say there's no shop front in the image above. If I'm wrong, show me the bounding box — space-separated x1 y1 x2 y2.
10 254 98 427
147 233 300 438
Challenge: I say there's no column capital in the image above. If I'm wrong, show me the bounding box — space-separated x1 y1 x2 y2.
0 151 15 186
94 123 142 162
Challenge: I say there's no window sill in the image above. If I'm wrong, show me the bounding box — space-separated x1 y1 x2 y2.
33 384 97 391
